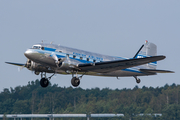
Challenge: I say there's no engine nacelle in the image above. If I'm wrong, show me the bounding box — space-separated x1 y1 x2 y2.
59 58 80 70
26 59 37 70
26 59 54 74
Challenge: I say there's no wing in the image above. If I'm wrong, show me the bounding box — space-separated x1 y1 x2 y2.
5 62 25 67
77 56 165 73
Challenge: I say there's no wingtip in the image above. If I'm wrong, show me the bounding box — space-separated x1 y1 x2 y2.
162 55 166 59
156 55 166 60
169 71 175 73
5 62 11 64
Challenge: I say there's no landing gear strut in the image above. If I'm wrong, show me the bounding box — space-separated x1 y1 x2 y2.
40 72 55 88
134 76 141 84
71 71 86 87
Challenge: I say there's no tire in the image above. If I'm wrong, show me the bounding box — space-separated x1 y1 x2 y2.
71 77 80 87
136 78 141 84
40 78 49 87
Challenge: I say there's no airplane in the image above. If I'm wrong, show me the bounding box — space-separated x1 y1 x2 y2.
6 41 174 88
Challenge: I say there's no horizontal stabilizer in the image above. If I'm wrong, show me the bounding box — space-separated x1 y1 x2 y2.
5 62 25 67
140 69 174 73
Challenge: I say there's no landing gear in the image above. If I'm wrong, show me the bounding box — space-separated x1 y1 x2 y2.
134 76 141 84
40 72 55 88
40 78 49 87
34 71 40 75
136 78 141 83
71 71 86 87
71 77 80 87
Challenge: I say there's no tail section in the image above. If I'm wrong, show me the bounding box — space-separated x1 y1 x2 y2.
137 41 157 57
133 41 174 74
136 41 157 69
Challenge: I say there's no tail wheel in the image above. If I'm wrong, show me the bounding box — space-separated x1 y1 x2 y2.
71 77 80 87
40 78 49 87
136 78 141 84
134 76 141 84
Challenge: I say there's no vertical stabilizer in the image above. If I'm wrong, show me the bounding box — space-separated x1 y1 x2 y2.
136 41 157 69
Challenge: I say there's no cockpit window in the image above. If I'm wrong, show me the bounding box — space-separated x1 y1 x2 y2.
32 45 41 49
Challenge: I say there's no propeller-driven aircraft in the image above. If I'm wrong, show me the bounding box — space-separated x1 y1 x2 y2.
6 41 174 87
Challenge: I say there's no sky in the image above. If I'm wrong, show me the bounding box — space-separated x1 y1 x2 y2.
0 0 179 92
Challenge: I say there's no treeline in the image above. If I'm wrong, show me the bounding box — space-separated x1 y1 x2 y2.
0 80 180 120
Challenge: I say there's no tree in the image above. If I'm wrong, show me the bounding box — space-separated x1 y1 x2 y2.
13 100 31 114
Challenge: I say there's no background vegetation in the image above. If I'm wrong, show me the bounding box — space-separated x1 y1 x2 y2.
0 80 180 120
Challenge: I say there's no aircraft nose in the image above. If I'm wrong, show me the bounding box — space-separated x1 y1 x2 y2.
24 49 34 59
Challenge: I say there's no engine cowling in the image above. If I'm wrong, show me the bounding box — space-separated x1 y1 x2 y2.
58 58 80 70
26 59 36 70
25 59 54 74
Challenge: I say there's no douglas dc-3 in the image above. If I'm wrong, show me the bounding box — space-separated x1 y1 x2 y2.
6 41 173 87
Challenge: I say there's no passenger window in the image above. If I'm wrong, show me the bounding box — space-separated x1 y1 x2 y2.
41 47 44 50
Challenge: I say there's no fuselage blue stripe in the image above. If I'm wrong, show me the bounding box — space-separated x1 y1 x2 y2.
34 47 149 74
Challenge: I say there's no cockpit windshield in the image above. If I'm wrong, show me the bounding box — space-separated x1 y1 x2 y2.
32 45 41 49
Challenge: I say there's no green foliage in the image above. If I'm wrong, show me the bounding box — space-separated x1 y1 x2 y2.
0 80 180 120
13 100 31 114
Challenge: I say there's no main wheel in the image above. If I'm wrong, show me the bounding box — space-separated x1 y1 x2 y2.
71 77 80 87
40 78 49 87
136 78 141 84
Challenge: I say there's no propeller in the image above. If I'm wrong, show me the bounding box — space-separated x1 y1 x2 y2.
5 62 27 72
18 66 25 72
51 52 58 62
6 59 34 72
51 52 65 67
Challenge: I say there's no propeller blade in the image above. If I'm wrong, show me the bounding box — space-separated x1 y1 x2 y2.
18 66 25 72
5 62 27 72
51 52 58 62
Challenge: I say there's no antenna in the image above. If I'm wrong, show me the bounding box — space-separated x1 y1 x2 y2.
133 44 144 59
